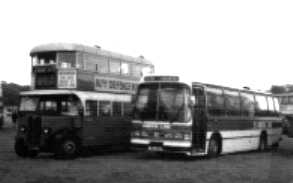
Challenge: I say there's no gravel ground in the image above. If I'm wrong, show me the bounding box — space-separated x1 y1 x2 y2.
0 127 293 183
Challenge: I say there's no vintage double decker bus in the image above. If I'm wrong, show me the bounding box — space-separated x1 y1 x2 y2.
275 93 293 137
15 43 154 158
131 75 282 157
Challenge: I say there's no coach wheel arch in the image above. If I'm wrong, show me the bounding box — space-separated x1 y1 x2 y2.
208 133 222 157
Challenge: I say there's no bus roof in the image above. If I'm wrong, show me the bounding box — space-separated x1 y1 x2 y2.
30 43 153 65
192 81 273 96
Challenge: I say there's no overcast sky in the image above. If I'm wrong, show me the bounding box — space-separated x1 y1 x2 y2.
0 0 293 91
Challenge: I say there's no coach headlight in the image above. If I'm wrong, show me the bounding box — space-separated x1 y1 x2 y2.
131 131 140 137
141 131 148 137
174 133 183 139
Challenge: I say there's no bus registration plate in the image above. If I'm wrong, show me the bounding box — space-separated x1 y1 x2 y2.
148 146 163 151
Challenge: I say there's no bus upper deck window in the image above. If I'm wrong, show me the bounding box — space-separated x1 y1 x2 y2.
40 59 45 65
109 60 121 74
121 63 129 75
32 56 39 66
49 59 55 65
58 52 75 68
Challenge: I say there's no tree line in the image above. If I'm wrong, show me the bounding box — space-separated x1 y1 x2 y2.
1 82 30 106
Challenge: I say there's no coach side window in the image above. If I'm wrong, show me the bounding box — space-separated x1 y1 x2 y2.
99 101 112 117
267 96 276 116
85 100 97 117
224 89 241 116
206 87 225 116
280 96 288 105
193 87 205 107
240 92 255 117
287 96 293 104
255 95 268 116
273 97 280 113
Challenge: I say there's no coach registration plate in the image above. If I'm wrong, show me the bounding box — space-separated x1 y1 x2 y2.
148 146 163 151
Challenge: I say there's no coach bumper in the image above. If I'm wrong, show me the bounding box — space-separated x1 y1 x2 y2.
130 138 192 154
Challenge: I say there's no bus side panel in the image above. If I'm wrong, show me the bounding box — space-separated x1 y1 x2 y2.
76 71 95 91
220 130 260 154
82 116 106 146
207 117 259 154
254 118 283 146
207 117 282 154
82 116 131 148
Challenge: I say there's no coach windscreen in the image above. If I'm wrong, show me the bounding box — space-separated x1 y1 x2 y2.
134 83 191 122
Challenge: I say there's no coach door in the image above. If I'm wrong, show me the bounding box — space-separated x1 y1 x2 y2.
192 86 207 150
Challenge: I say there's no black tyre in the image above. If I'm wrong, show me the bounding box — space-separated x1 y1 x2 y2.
208 137 220 158
55 138 79 159
258 134 267 152
14 139 29 158
271 142 279 151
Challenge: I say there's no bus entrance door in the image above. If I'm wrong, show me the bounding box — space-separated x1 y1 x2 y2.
192 86 207 152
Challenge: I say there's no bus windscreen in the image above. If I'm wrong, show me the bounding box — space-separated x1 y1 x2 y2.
19 95 81 116
134 83 190 122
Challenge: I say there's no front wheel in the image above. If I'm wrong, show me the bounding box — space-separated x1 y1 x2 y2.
55 138 79 159
15 139 29 157
208 137 220 158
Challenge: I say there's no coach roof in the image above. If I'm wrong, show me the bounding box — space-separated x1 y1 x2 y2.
30 43 152 65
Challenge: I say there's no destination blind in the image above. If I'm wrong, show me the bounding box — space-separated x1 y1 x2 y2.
95 76 138 93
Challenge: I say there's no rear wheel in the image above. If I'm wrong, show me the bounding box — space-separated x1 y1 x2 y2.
208 137 220 158
15 139 29 157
